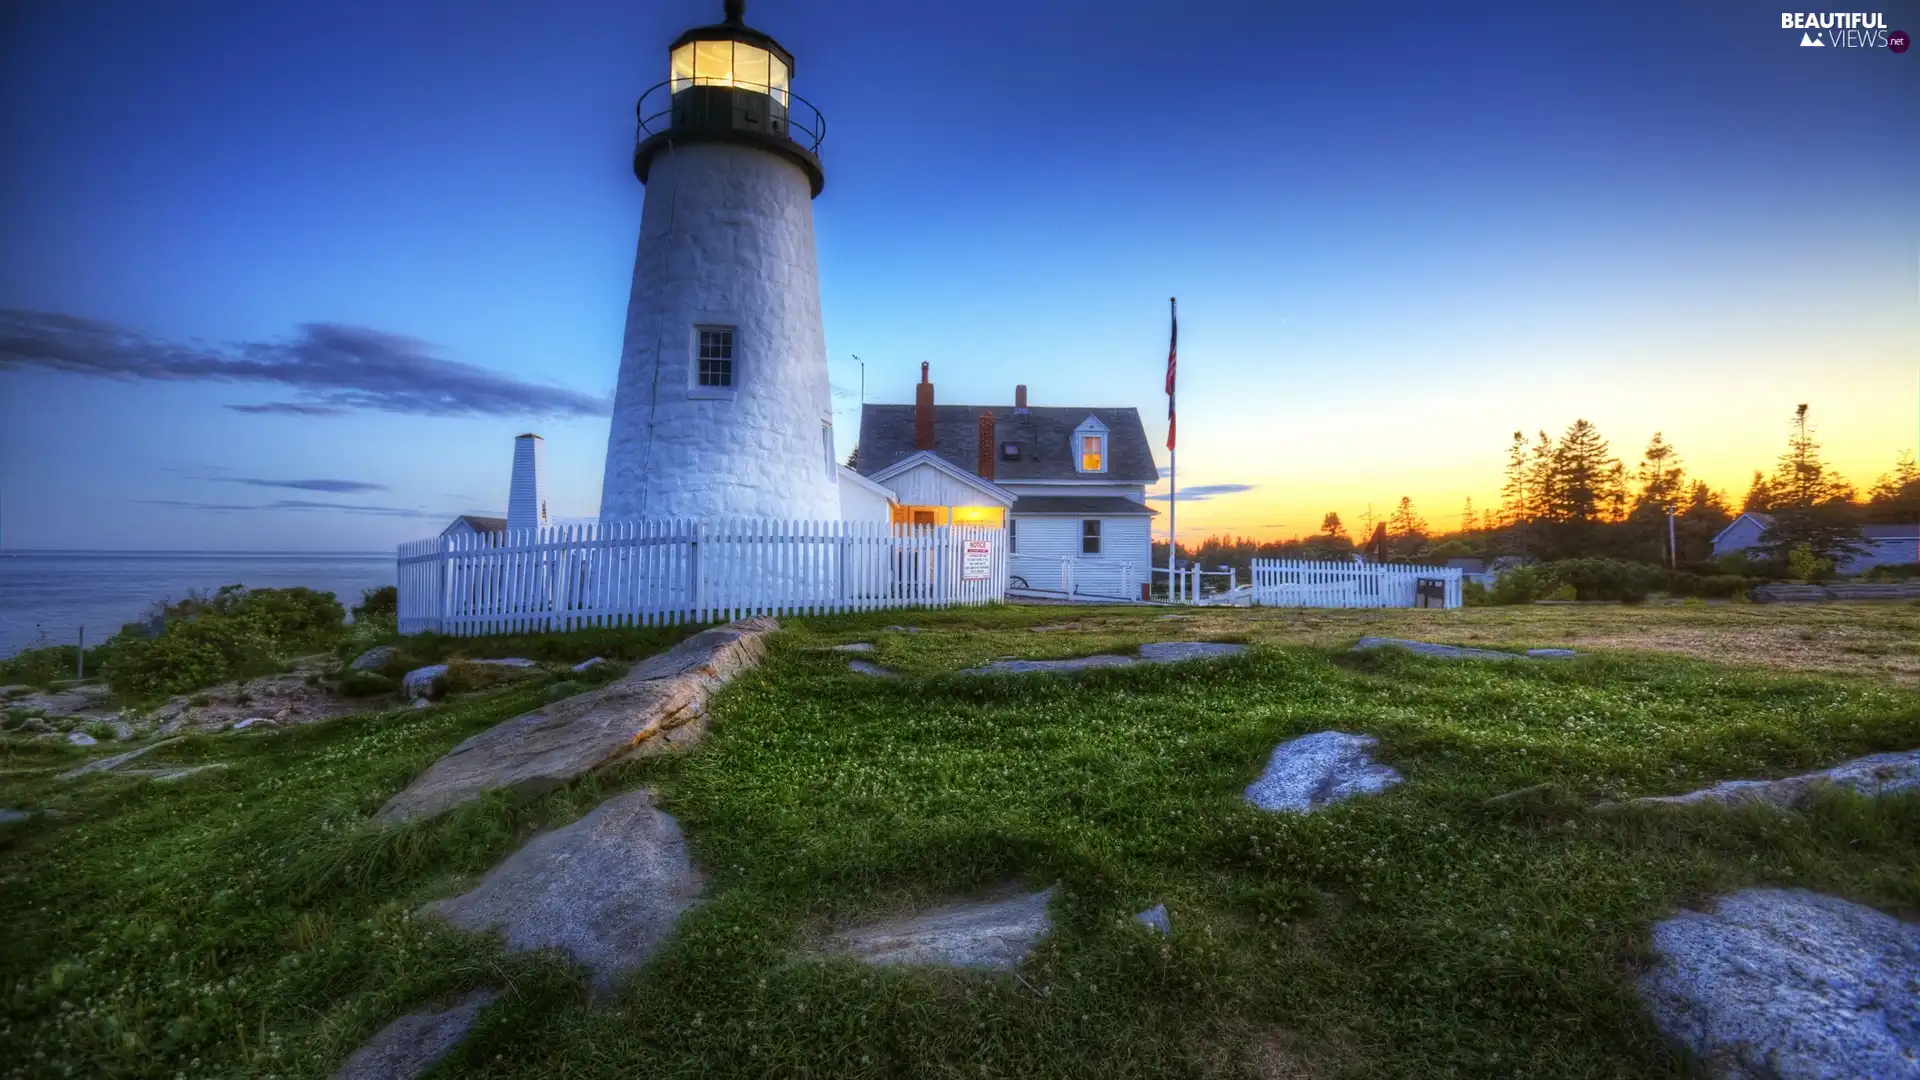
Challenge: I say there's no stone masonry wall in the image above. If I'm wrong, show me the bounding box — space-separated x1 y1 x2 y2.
599 142 839 522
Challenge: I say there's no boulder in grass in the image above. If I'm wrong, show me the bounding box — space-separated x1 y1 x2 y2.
66 731 97 747
349 646 398 673
1638 888 1920 1080
825 884 1055 972
330 987 497 1080
376 619 776 825
1134 903 1171 935
1632 750 1920 811
1244 731 1403 813
423 789 703 999
571 657 608 674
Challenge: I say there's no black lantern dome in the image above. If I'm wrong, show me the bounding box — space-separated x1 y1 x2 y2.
634 0 826 196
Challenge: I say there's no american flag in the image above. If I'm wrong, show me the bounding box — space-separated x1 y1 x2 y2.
1165 297 1177 450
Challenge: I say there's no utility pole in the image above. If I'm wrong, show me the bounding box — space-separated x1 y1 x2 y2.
1667 505 1679 568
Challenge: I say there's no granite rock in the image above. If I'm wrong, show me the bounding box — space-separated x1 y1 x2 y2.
1134 903 1171 935
1638 888 1920 1080
423 789 704 997
571 657 608 674
348 646 398 673
848 660 898 678
1353 637 1533 661
67 731 97 746
59 737 185 779
826 884 1055 972
962 641 1246 676
1632 750 1920 811
1244 731 1404 813
376 619 775 825
331 988 497 1080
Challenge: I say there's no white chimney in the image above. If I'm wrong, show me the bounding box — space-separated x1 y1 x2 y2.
507 433 548 533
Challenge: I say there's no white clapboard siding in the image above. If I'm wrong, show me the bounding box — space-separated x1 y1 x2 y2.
1247 559 1462 610
396 519 1007 636
1008 514 1151 600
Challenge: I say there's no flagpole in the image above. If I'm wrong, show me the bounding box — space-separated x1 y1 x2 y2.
1167 296 1177 601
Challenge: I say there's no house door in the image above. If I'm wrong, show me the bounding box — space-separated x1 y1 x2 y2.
911 510 936 527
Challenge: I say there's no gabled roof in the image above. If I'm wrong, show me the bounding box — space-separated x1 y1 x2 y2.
1862 523 1920 540
868 450 1016 506
836 465 897 502
1711 511 1774 547
442 514 506 535
857 404 1159 485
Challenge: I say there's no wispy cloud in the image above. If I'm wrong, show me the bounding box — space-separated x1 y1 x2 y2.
219 477 389 494
140 498 439 518
1 310 610 419
226 402 351 416
1145 483 1257 502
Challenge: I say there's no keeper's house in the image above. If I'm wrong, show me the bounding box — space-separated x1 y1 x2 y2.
856 365 1159 598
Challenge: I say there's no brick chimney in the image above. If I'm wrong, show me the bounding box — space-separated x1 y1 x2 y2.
914 362 935 450
977 411 996 480
1014 385 1028 414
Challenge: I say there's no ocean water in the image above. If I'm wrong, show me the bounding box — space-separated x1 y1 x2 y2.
0 551 395 658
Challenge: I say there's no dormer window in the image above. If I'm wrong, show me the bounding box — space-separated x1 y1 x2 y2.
1072 415 1109 474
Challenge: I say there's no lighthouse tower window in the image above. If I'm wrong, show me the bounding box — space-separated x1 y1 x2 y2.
696 327 735 388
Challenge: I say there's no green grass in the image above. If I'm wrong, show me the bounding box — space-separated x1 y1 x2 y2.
3 608 1919 1078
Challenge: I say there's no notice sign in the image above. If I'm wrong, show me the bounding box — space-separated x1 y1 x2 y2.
962 539 993 580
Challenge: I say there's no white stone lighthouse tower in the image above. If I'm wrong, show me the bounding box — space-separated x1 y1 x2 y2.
598 0 838 522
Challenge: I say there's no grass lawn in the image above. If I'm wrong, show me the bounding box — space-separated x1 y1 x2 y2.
3 602 1918 1079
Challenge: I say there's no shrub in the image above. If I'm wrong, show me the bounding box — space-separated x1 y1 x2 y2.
1535 558 1661 603
99 586 347 699
1461 580 1491 607
352 585 398 622
436 659 532 697
1488 567 1547 605
1786 543 1835 584
0 644 83 689
1863 563 1920 582
1667 573 1751 599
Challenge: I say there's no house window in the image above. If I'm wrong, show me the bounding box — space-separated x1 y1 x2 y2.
696 327 734 387
1082 519 1101 554
1001 441 1021 461
1009 517 1018 553
1072 415 1109 474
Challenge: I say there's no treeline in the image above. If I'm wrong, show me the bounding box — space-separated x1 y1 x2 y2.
1169 404 1919 578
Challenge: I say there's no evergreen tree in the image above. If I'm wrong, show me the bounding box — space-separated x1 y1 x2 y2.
1319 512 1348 541
1758 405 1862 564
1866 451 1920 524
1633 432 1686 511
1743 470 1774 512
1499 431 1529 527
1543 419 1622 524
1767 404 1854 506
1388 496 1427 538
1461 496 1476 533
1676 481 1733 565
1526 430 1558 522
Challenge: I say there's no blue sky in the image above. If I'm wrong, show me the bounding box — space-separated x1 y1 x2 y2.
2 0 1914 549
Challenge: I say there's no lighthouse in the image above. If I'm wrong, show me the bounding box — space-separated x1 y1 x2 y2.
598 0 840 523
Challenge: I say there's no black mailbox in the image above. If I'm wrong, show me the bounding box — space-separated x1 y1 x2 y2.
1415 578 1447 608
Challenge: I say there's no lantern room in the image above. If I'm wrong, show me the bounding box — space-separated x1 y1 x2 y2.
635 0 825 196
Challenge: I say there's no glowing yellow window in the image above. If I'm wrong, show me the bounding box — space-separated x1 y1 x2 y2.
1081 435 1103 472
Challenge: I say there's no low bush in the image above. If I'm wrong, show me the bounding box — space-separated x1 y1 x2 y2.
351 585 398 623
436 659 536 698
0 644 85 689
1863 562 1920 582
99 586 347 699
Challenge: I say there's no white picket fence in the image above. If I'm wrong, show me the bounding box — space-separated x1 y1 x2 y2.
1249 558 1462 609
396 519 1007 636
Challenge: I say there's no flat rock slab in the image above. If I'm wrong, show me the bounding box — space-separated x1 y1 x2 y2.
828 642 875 653
1638 888 1920 1080
1353 636 1573 661
376 619 775 825
424 789 703 997
848 660 899 678
961 642 1246 676
332 988 496 1080
1633 750 1920 811
1244 731 1404 813
60 737 184 779
826 885 1055 972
